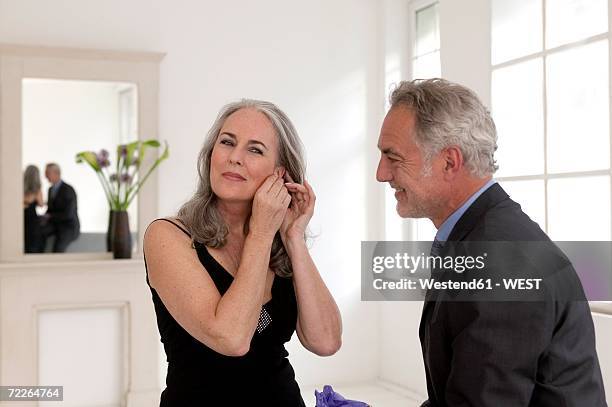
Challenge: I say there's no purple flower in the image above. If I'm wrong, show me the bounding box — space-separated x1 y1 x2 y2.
120 173 133 184
119 145 128 157
96 149 110 168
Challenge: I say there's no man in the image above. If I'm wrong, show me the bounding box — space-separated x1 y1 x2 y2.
376 79 607 406
42 163 80 252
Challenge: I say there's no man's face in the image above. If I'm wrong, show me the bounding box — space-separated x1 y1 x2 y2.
376 105 445 219
45 168 59 184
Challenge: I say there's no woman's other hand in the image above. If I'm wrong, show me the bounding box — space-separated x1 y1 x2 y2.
280 174 315 245
249 168 291 240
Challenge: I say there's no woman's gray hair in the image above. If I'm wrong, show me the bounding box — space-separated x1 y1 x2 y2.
24 165 41 195
389 78 498 177
177 99 306 278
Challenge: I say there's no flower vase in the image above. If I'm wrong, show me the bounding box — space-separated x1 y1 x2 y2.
106 210 114 252
111 210 132 259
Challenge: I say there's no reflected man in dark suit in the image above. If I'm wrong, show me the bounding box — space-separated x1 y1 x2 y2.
376 79 606 406
42 163 80 252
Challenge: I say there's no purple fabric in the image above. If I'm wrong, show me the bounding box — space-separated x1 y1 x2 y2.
315 385 370 407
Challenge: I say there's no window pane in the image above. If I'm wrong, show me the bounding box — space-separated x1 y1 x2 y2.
492 0 542 64
546 0 608 49
413 51 441 79
546 40 609 173
416 3 439 57
492 58 544 176
548 176 611 240
499 179 546 231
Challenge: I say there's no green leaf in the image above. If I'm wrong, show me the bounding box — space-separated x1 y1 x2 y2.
124 140 169 208
142 139 160 147
75 151 101 172
137 139 165 170
125 141 139 167
159 140 169 160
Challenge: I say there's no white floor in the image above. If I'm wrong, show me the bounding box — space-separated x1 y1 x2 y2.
300 380 423 407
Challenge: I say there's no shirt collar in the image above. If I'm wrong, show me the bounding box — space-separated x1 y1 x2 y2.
434 179 496 242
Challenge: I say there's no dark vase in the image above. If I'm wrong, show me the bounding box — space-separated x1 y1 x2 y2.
106 210 114 252
110 210 132 259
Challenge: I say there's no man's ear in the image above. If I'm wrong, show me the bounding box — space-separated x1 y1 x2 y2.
441 146 463 179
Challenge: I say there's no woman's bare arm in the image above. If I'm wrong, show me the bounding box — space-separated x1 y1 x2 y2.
145 220 273 356
288 239 342 356
145 173 290 356
281 180 342 356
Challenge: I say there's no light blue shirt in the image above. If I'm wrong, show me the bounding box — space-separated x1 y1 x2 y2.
434 179 497 242
50 180 63 199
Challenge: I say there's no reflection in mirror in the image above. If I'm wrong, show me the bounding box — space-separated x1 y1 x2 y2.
22 79 138 254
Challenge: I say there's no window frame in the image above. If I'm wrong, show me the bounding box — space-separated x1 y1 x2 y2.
491 0 612 238
410 0 441 80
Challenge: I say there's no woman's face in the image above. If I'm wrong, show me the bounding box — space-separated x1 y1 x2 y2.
210 108 280 202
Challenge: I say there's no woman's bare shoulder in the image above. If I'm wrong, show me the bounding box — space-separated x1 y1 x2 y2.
144 217 198 287
144 217 192 246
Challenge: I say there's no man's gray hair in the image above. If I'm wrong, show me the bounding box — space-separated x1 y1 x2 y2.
389 78 498 177
45 162 61 175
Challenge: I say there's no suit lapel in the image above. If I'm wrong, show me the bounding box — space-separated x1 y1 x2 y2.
420 184 510 339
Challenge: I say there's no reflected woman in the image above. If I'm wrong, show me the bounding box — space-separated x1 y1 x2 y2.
23 164 45 253
144 99 342 406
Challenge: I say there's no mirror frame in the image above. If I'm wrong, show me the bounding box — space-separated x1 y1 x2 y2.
0 43 165 262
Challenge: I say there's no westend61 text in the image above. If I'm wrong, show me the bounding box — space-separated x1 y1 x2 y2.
373 278 543 291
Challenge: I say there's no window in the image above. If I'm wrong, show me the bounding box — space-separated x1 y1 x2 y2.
413 2 441 79
383 0 440 241
412 1 440 241
491 0 610 240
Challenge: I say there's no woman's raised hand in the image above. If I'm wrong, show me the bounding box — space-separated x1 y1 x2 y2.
280 174 315 244
249 167 292 240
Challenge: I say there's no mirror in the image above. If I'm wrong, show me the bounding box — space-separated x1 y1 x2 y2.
22 78 139 254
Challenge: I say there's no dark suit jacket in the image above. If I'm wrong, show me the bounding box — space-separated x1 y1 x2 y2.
47 181 80 236
419 183 607 406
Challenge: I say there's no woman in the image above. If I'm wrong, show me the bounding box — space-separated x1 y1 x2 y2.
144 99 342 406
23 164 44 253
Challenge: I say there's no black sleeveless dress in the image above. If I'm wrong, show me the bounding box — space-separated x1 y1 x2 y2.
145 219 306 406
24 201 44 253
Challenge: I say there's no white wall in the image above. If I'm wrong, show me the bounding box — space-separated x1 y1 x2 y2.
439 0 492 107
0 0 385 391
